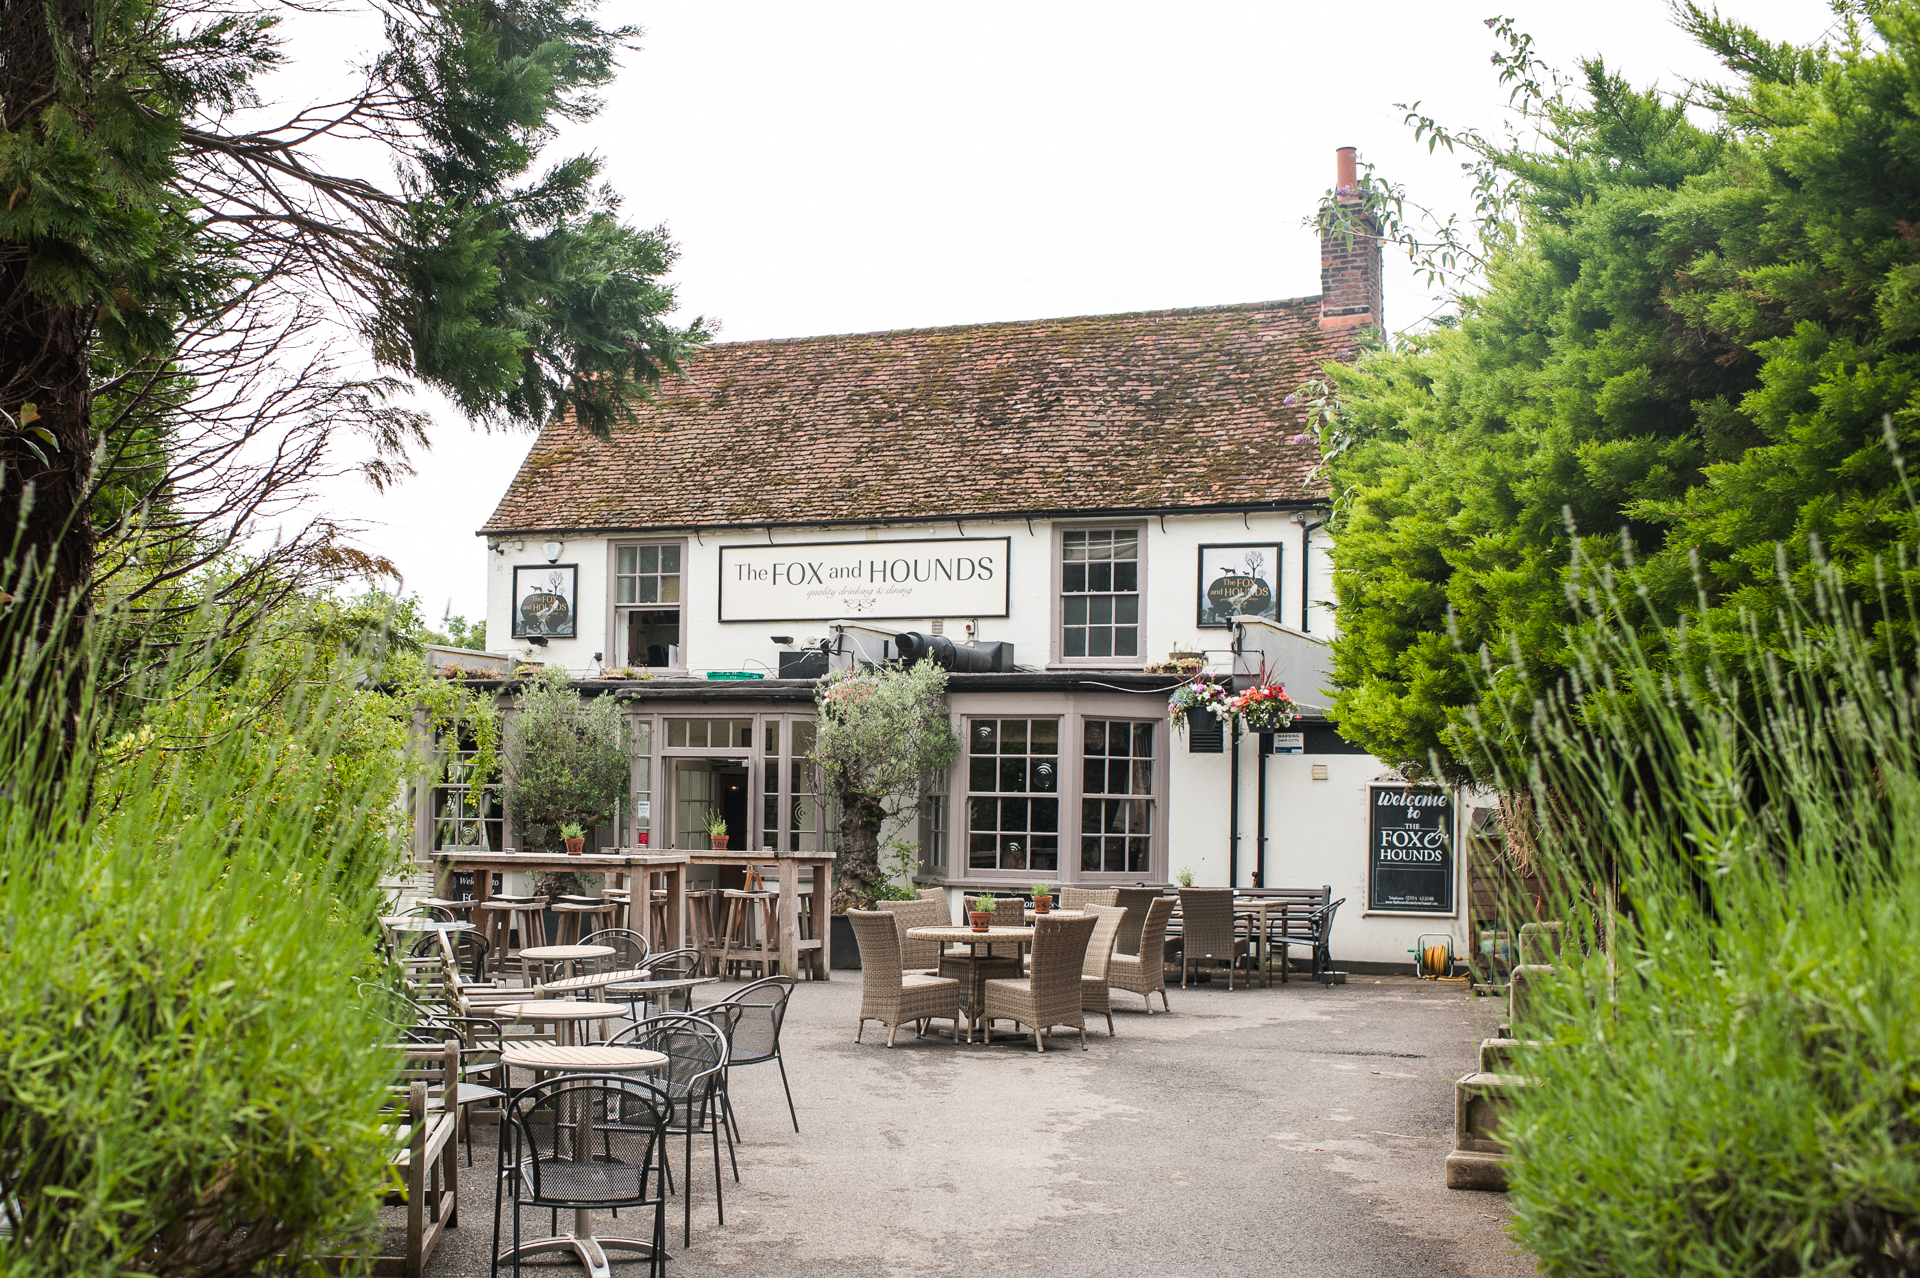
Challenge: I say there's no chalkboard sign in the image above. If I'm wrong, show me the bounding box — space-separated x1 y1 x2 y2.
1368 784 1455 913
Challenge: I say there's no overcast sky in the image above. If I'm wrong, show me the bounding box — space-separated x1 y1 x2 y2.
295 1 1839 628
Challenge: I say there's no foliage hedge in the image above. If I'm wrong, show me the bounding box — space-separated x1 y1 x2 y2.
0 616 405 1276
1486 565 1920 1276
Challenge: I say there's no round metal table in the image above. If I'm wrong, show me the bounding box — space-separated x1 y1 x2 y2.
605 974 719 1019
905 925 1035 1040
517 942 615 983
495 1000 627 1047
496 1043 670 1278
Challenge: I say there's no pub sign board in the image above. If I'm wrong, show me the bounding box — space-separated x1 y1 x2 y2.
718 538 1011 622
1367 784 1456 913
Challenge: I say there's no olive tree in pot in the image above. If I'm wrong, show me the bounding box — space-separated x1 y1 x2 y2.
812 659 958 916
503 668 629 897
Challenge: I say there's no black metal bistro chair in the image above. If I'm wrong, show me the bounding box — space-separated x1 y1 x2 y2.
579 926 652 973
1275 897 1346 982
491 1074 672 1278
604 1013 732 1246
709 975 799 1137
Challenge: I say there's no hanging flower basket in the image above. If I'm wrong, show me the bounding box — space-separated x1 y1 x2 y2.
1168 679 1231 733
1228 683 1297 732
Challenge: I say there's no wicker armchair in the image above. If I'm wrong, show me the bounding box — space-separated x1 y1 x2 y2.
1078 904 1126 1035
981 913 1098 1052
1112 887 1165 957
1060 887 1118 910
1178 888 1248 989
1106 896 1174 1013
876 898 947 973
916 886 949 902
847 910 963 1047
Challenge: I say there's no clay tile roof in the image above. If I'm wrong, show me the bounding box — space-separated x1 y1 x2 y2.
482 296 1336 535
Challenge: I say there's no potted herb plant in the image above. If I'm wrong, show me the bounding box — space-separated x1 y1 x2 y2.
706 813 729 851
560 821 585 855
1031 881 1054 914
969 893 996 932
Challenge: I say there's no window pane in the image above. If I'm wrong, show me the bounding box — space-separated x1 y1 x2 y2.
1081 834 1101 872
1114 561 1138 592
764 721 780 754
1063 532 1088 560
969 757 997 792
1084 720 1107 755
972 721 998 753
1031 798 1057 832
1134 722 1154 757
1084 759 1105 794
1064 564 1087 592
1114 627 1138 656
1000 797 1027 831
1128 841 1148 874
639 545 659 574
1115 595 1139 624
1031 720 1058 753
1109 759 1131 793
1113 531 1138 557
667 720 687 747
617 577 637 604
999 838 1026 871
970 834 997 869
1001 719 1027 754
1064 596 1088 625
1090 629 1112 658
661 576 681 603
617 546 637 574
1030 836 1057 871
999 758 1027 792
661 544 681 573
970 797 997 831
1131 759 1153 793
1089 596 1112 625
1064 629 1087 657
638 578 658 603
1030 757 1058 792
1089 562 1112 593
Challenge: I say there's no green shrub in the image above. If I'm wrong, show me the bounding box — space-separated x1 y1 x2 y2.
502 667 628 857
0 625 402 1276
1481 565 1920 1276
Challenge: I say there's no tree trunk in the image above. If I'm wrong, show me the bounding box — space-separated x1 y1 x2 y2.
1 0 99 693
833 793 886 912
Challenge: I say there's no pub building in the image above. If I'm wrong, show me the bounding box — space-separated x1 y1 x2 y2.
428 150 1473 971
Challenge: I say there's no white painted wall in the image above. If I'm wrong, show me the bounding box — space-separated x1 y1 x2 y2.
480 514 1443 969
483 511 1323 677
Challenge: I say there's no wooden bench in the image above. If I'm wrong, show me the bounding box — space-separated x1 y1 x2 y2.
375 1042 462 1277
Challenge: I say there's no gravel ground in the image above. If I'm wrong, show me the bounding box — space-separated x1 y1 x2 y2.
420 971 1539 1278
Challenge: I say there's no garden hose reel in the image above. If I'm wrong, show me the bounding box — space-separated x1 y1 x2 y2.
1410 934 1461 980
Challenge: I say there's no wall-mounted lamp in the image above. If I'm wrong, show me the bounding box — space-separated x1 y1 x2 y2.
488 540 506 556
543 541 563 563
527 635 549 648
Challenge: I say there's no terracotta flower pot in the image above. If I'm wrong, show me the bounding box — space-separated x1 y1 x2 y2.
968 911 993 932
1032 895 1052 914
710 834 729 850
564 837 584 855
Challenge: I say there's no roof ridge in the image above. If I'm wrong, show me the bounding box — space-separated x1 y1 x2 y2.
699 295 1324 351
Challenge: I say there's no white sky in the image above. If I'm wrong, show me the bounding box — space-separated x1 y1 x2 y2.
295 0 1839 628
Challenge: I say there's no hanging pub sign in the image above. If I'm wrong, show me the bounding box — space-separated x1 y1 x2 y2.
718 537 1010 622
1197 543 1281 627
512 564 578 638
1367 783 1455 913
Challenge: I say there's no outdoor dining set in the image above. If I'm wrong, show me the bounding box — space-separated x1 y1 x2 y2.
372 907 803 1278
846 885 1345 1053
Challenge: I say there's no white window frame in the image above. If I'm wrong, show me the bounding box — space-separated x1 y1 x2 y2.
606 539 689 673
1049 521 1149 669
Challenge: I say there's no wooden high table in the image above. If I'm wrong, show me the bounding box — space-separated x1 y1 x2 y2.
687 848 835 982
426 850 690 954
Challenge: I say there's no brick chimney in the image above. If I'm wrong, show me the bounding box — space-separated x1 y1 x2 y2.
1320 146 1384 334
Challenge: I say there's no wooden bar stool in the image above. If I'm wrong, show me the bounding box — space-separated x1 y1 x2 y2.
601 886 632 931
476 894 546 956
687 889 726 977
719 887 778 981
549 895 616 945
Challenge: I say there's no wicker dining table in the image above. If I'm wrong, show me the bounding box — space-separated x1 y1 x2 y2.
904 924 1035 1041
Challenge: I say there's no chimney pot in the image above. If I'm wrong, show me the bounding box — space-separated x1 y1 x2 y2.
1336 146 1358 195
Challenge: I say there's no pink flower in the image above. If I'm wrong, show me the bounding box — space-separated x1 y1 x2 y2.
1283 393 1298 406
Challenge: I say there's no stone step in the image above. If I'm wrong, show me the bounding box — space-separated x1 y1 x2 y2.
1445 1147 1509 1191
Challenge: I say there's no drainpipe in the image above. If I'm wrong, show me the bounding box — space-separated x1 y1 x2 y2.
1301 519 1325 632
1228 717 1241 888
1255 735 1269 888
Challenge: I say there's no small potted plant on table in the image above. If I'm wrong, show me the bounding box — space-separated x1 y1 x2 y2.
969 893 996 932
1031 881 1054 914
560 821 585 855
706 814 730 851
